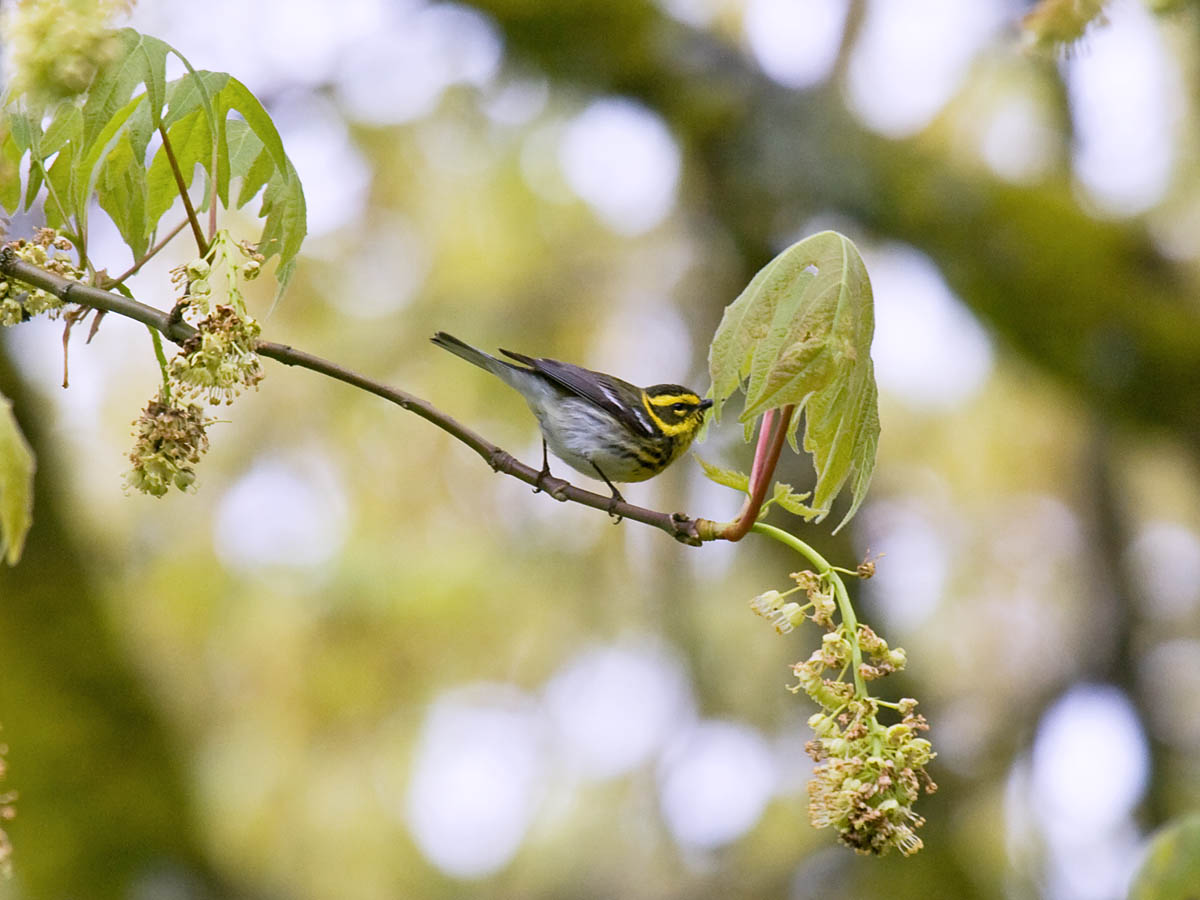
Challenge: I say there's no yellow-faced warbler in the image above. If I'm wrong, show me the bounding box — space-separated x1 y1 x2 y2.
432 332 713 510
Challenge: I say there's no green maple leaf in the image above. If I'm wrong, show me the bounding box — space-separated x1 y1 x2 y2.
708 230 879 531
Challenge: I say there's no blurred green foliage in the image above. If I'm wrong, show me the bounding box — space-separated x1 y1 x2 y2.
1129 814 1200 900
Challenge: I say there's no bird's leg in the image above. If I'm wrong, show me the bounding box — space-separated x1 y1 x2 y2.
592 463 625 522
533 439 552 494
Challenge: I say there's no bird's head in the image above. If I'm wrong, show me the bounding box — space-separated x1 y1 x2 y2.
641 386 713 438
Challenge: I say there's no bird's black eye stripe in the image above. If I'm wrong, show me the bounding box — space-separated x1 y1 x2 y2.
672 403 688 413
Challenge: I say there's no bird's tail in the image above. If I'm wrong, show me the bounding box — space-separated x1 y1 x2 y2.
431 332 524 384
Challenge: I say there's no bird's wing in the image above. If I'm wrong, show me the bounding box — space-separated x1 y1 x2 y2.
499 350 655 437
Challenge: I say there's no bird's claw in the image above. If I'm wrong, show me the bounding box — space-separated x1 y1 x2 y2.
606 493 624 523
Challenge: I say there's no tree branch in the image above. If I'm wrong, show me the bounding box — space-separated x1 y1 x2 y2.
1 249 715 546
2 250 195 342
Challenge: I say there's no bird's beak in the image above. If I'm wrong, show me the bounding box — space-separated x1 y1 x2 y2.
699 398 714 412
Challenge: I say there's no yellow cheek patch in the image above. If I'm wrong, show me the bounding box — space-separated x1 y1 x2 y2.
641 392 696 436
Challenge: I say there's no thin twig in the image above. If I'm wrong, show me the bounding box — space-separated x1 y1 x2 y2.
158 125 209 256
207 140 219 242
60 306 88 388
104 218 192 288
0 249 714 545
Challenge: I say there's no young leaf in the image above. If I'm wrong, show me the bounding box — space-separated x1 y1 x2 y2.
255 156 306 291
0 393 36 566
97 132 150 259
771 482 816 518
147 70 307 289
212 79 288 171
707 231 879 531
71 92 142 233
1129 813 1200 900
224 119 267 198
0 124 22 212
146 98 214 225
40 101 83 158
2 103 82 226
81 28 170 147
708 252 818 425
43 149 74 230
5 108 38 155
213 77 305 290
4 109 48 211
150 70 229 218
694 454 750 493
6 27 306 291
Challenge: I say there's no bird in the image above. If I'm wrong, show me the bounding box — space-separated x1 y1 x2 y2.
431 331 713 513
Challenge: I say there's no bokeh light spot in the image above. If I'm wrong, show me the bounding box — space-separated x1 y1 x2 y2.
544 641 694 779
1138 639 1200 749
857 496 949 630
335 2 503 124
1125 521 1200 622
1066 0 1180 217
405 685 544 879
559 98 681 235
1031 685 1148 839
744 0 848 90
658 720 776 849
867 242 994 410
214 452 348 571
270 96 371 237
847 0 1008 137
1029 685 1149 899
979 94 1057 184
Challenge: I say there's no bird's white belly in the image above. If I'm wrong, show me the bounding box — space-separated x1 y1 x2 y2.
530 397 650 483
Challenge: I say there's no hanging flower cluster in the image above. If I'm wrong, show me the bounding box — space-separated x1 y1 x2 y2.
168 304 264 405
0 0 126 106
0 229 84 326
124 392 211 497
126 231 265 496
752 566 937 856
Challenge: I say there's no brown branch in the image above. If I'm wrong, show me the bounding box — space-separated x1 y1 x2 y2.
255 341 709 543
2 251 195 342
157 125 209 256
1 249 714 546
